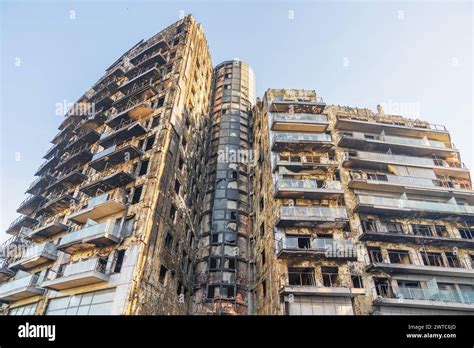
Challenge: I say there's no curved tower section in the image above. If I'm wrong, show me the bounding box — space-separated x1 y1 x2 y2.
194 60 256 314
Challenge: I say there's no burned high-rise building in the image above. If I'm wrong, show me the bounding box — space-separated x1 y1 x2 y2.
1 16 473 316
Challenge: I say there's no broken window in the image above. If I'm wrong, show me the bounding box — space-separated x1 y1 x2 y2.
113 250 125 273
361 219 377 232
435 225 448 237
321 266 339 287
374 277 392 298
174 179 181 194
383 221 404 234
164 232 173 250
445 252 462 268
421 252 445 267
288 267 315 286
351 275 363 288
207 285 217 299
411 224 433 237
145 135 155 151
151 116 160 128
459 227 474 239
387 250 411 264
367 247 384 263
169 204 177 222
159 265 168 285
131 186 143 204
138 159 149 176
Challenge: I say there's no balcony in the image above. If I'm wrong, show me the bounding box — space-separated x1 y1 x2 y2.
64 129 100 152
270 98 326 114
276 206 349 228
89 144 142 172
277 237 356 260
344 150 470 180
274 179 343 199
271 133 333 151
119 65 161 94
57 220 123 253
106 100 154 129
0 274 44 302
26 219 70 240
42 257 109 291
68 190 128 224
44 166 87 192
129 39 168 67
270 113 329 132
6 215 38 236
51 123 75 145
349 172 472 197
55 145 93 172
338 132 457 157
273 155 338 173
365 253 474 278
25 173 55 195
0 260 15 282
90 90 113 110
16 195 46 215
43 141 66 160
80 170 135 197
91 75 119 96
9 242 57 270
355 194 474 222
359 228 474 248
98 120 148 148
335 115 450 142
279 272 364 298
75 109 107 131
35 156 60 176
39 192 78 215
112 80 158 109
374 285 474 312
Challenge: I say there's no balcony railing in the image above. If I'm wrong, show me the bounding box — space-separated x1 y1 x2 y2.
271 113 329 132
349 172 472 192
344 150 468 171
277 237 356 259
376 285 474 305
340 132 452 150
42 257 109 291
271 133 333 151
274 179 343 198
0 274 44 302
17 195 46 215
9 242 57 270
68 190 128 223
58 220 123 251
277 206 348 227
356 195 474 219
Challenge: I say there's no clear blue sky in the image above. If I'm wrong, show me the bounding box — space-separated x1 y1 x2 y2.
1 0 472 240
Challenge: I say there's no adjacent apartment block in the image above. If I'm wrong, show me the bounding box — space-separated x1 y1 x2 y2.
252 89 474 315
1 16 473 316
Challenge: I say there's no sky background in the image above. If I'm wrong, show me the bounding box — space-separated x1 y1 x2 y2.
0 0 472 241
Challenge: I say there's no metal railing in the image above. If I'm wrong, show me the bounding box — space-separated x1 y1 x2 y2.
51 257 108 281
345 150 467 169
341 132 450 149
273 132 332 143
58 220 122 248
356 194 474 215
279 206 348 220
275 179 342 191
0 274 41 295
271 113 328 123
350 171 471 190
